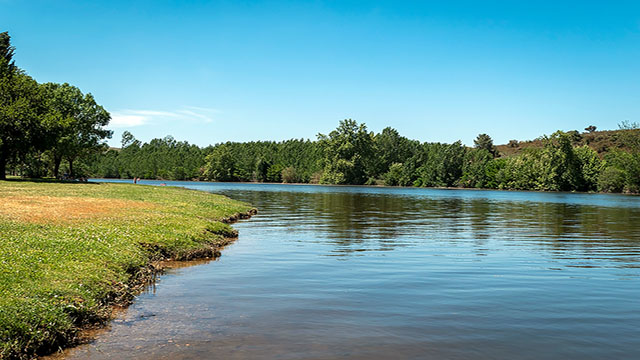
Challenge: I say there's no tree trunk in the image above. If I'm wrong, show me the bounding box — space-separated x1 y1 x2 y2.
68 158 74 179
0 150 6 180
53 154 62 179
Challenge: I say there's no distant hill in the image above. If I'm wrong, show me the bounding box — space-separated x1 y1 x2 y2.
496 129 639 157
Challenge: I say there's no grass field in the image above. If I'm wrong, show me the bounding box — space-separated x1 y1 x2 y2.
0 180 254 359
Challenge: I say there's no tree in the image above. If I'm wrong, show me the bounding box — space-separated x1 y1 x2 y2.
473 133 497 157
0 52 44 179
484 158 506 189
0 31 16 77
598 167 625 193
383 162 404 186
413 141 466 187
202 143 236 181
41 83 112 178
601 150 640 193
317 119 374 185
497 149 541 190
266 163 284 182
539 131 583 191
567 130 582 144
121 130 135 148
372 127 415 178
255 157 272 182
458 148 492 188
574 145 603 191
1 32 39 179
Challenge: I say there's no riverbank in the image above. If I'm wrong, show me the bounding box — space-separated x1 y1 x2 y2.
0 180 256 359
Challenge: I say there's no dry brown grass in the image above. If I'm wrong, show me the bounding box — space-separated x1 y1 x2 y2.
0 195 155 223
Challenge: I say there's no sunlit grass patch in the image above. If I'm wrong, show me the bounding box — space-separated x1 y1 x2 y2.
0 180 254 359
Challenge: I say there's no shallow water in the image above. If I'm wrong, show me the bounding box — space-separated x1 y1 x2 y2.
67 181 640 359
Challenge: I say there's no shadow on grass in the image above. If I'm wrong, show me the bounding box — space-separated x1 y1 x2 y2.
2 177 100 185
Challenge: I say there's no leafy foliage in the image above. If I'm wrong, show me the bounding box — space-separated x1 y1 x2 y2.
41 82 112 178
458 148 493 188
317 119 374 185
83 122 640 194
0 71 44 179
474 133 497 157
1 32 111 180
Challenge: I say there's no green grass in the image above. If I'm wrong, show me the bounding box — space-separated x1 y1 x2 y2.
0 180 255 359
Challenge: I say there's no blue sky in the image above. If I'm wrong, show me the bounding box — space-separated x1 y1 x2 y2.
2 0 639 147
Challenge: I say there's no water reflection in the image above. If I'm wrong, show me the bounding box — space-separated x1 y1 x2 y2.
218 188 640 265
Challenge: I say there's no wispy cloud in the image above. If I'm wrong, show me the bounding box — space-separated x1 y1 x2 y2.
109 107 221 128
109 113 149 127
184 106 221 114
176 109 214 123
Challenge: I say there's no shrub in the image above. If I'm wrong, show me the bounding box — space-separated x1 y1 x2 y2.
598 167 625 193
383 163 404 186
281 166 298 183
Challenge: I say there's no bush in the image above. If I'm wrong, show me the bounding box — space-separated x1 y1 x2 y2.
281 166 298 183
309 171 323 184
383 163 404 186
598 167 626 193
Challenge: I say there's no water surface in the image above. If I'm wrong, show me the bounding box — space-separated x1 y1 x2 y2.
68 181 640 359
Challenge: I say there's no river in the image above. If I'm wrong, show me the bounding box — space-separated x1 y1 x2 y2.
65 180 640 359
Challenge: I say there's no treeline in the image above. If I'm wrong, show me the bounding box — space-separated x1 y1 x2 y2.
87 132 323 183
87 119 640 194
87 132 206 180
0 32 111 180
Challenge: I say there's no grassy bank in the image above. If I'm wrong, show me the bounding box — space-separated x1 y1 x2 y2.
0 180 255 359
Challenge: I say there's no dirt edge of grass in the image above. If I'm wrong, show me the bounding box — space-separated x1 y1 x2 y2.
33 208 258 360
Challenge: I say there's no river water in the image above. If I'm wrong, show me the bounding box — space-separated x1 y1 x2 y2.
66 180 640 359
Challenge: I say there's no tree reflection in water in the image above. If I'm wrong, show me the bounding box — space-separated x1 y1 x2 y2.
222 187 640 266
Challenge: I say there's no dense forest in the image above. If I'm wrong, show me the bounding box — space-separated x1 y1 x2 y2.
83 119 640 194
3 31 640 194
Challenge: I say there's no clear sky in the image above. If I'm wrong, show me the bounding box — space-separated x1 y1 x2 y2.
1 0 639 147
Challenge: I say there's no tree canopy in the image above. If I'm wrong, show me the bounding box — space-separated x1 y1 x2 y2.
0 32 111 179
317 119 374 185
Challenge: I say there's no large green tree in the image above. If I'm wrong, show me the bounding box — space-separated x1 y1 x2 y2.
459 148 492 188
317 119 374 185
0 32 16 76
41 82 112 178
372 127 415 178
413 141 466 187
202 143 236 181
540 131 583 191
473 133 497 157
0 32 44 179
